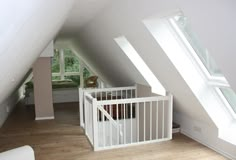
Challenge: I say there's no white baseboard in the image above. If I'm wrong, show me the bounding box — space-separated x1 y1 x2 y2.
35 116 55 121
172 128 180 134
181 130 235 160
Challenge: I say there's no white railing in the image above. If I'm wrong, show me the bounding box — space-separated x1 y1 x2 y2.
83 93 94 145
95 95 173 150
79 86 173 151
79 86 137 127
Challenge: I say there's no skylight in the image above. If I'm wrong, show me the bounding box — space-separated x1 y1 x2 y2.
219 87 236 114
114 36 166 96
144 12 236 145
172 15 223 78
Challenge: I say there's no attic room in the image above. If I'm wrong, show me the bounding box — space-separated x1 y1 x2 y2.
0 0 236 160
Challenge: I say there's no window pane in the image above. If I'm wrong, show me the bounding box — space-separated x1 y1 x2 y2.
64 49 80 73
65 75 80 86
52 76 61 81
51 50 60 73
173 15 222 77
83 67 90 80
220 88 236 113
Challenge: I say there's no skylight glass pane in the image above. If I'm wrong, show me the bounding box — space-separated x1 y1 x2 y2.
220 88 236 114
173 15 222 77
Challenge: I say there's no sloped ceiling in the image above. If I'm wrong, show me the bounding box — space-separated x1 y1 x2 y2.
57 0 236 125
0 0 113 104
58 0 219 124
56 1 236 154
0 0 74 104
58 0 236 92
58 0 112 36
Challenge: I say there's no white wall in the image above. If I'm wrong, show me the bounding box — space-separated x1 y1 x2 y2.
0 86 24 127
26 89 79 104
73 0 236 158
174 112 236 159
40 41 54 57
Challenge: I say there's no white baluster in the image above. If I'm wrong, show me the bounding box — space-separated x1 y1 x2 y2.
124 103 126 144
130 102 132 143
156 101 159 139
109 105 112 146
144 102 146 142
137 102 139 142
150 101 152 140
162 101 165 139
116 103 119 145
102 109 105 147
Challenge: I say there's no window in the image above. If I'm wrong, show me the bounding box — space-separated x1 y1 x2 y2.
114 36 166 96
51 50 60 74
172 15 223 77
83 67 90 80
64 49 80 73
51 49 91 86
144 12 236 144
219 87 236 114
169 14 236 116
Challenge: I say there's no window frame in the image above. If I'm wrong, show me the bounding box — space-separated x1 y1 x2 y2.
167 14 236 118
169 17 227 83
51 49 92 87
215 87 236 119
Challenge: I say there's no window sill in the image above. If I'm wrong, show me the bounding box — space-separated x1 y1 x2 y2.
219 121 236 146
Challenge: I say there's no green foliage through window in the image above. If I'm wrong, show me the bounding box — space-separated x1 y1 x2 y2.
51 49 91 86
65 75 80 85
64 49 80 73
83 67 90 80
52 76 61 81
52 50 60 73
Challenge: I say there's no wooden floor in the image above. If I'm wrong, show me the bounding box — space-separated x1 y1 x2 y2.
0 102 228 160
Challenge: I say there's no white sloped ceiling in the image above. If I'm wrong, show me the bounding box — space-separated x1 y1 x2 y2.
0 0 74 104
56 0 236 157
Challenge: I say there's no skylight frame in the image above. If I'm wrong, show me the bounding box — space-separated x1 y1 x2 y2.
167 14 236 118
143 12 236 145
114 36 166 96
215 87 236 118
168 16 228 84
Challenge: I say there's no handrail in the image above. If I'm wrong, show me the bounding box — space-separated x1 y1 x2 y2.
84 86 136 94
96 96 169 105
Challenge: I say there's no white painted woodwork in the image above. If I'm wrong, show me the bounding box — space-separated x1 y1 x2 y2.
80 86 173 151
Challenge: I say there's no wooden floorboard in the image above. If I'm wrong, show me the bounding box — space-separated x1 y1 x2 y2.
0 102 228 160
